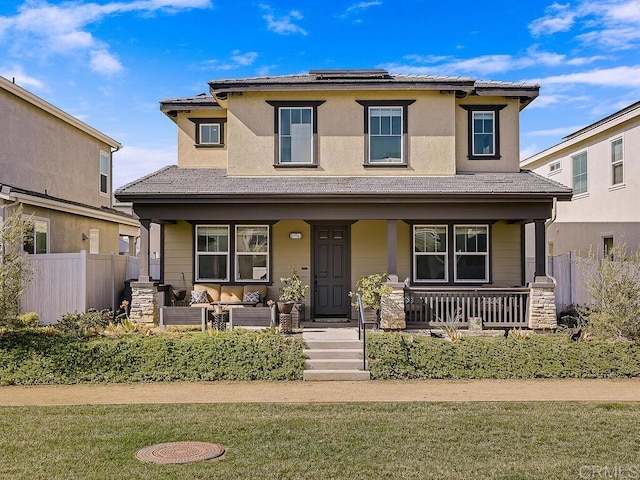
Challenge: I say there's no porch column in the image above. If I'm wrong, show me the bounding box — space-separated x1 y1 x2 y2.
130 219 157 324
534 219 546 278
138 219 151 282
387 220 398 282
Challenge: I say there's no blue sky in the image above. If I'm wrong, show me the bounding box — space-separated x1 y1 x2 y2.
1 0 640 189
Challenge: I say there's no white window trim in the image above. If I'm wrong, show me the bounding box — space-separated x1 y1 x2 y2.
413 225 449 283
571 150 588 196
453 225 489 283
99 150 110 197
195 225 230 282
368 106 404 164
278 107 314 164
234 224 270 283
199 123 221 145
472 111 495 157
610 136 624 187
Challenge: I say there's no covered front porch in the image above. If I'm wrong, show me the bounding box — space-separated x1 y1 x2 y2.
115 167 570 331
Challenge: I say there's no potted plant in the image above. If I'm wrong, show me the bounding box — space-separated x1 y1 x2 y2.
349 272 393 323
278 268 309 320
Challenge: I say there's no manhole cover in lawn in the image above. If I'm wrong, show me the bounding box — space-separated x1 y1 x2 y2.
135 441 225 464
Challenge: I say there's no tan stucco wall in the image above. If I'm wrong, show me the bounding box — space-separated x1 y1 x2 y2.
0 87 114 209
163 221 193 292
491 221 522 286
455 96 521 173
272 220 312 304
175 110 228 168
225 90 457 176
18 205 119 254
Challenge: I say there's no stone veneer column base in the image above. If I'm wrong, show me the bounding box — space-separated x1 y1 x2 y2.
528 276 558 330
130 282 159 325
380 282 406 330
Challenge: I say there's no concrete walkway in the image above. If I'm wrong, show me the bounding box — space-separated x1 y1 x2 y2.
1 379 640 406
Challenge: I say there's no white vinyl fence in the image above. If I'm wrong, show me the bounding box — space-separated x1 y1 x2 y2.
21 252 139 324
526 252 590 312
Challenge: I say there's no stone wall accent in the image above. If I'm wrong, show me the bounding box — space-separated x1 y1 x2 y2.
379 282 406 330
130 282 158 324
528 277 558 330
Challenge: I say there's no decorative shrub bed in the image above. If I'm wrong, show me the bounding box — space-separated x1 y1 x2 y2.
366 333 640 379
0 330 305 385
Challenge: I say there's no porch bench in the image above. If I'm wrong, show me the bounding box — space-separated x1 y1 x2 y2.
190 284 269 310
160 306 207 331
229 306 275 329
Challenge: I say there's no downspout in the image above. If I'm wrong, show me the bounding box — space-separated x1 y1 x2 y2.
544 197 558 287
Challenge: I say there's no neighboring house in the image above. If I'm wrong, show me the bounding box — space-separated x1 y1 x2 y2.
0 75 138 257
522 100 640 259
115 69 571 329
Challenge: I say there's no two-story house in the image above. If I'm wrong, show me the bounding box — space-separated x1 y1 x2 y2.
0 75 138 256
116 69 571 329
522 100 640 259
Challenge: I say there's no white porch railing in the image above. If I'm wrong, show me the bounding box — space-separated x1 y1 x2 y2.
404 287 530 328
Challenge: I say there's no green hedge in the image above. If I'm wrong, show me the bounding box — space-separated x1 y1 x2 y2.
366 333 640 379
0 330 305 385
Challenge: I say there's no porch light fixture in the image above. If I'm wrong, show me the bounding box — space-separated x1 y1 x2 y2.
289 232 303 240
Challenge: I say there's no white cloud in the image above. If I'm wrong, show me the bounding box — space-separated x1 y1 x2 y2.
259 4 307 35
384 49 604 76
0 0 212 76
529 1 640 50
113 145 176 189
90 50 124 75
520 144 542 161
529 3 576 35
201 50 259 71
530 65 640 87
0 64 44 89
339 1 382 19
525 125 585 137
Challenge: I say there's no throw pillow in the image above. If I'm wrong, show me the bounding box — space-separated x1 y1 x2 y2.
190 290 209 305
243 291 261 304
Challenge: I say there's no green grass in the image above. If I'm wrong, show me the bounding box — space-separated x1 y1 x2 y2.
1 402 640 479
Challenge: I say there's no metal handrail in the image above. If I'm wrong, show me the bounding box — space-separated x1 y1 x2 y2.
357 293 367 371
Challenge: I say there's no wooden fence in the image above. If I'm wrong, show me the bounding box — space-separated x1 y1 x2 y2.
526 252 589 311
21 252 138 324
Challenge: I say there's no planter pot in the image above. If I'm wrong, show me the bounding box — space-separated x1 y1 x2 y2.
277 301 294 314
172 290 187 301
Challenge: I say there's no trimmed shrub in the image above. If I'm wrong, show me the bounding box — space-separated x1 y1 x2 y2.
366 333 640 379
0 329 305 385
54 309 113 338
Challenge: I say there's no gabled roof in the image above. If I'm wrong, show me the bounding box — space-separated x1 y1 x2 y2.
115 166 571 201
0 76 121 148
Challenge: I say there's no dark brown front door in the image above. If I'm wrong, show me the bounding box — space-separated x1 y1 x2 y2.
313 224 350 317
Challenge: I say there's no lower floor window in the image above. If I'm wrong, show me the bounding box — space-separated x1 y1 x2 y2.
413 224 489 283
23 218 49 254
195 224 269 282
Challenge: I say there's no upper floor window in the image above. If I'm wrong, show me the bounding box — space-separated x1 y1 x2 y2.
99 151 109 195
461 105 506 160
23 218 49 254
357 100 414 166
266 101 324 167
611 137 623 186
549 160 561 175
572 151 588 195
191 118 225 147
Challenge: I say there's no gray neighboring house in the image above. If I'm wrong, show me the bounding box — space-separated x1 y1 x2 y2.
116 69 572 329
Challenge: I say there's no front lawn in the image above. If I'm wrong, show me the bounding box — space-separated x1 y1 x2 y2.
1 402 639 479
